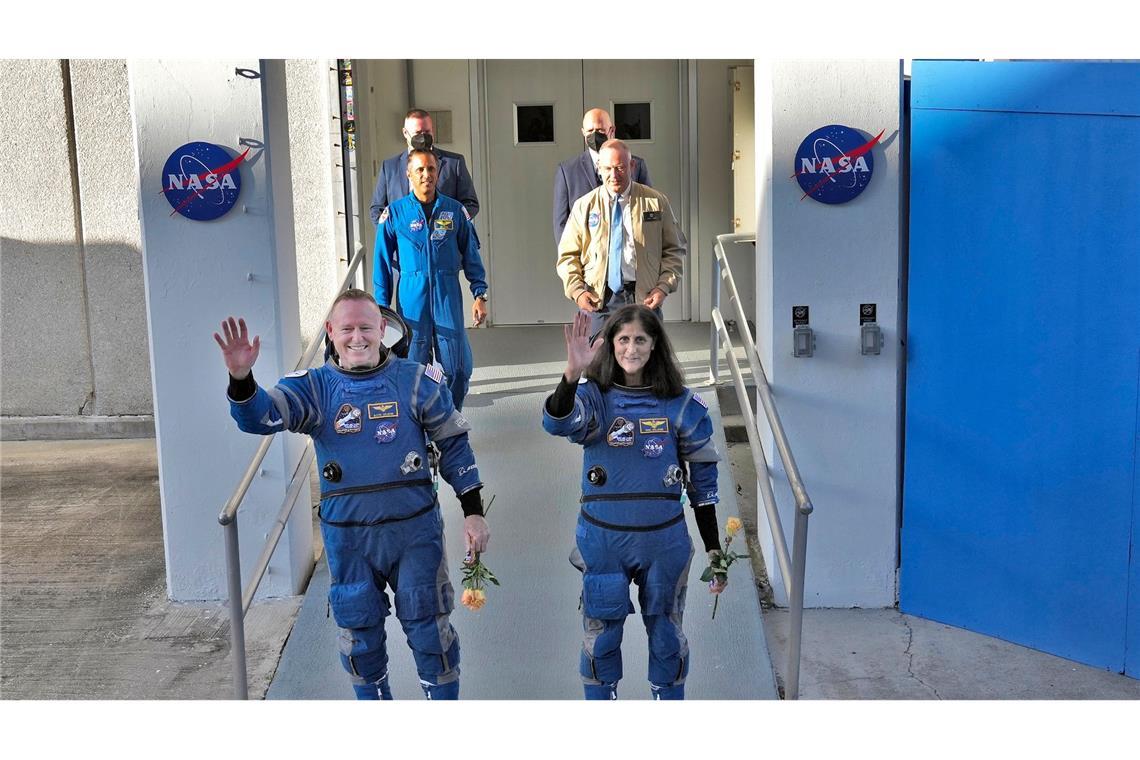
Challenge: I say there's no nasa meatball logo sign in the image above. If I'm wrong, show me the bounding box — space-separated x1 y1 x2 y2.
792 125 884 205
161 142 249 220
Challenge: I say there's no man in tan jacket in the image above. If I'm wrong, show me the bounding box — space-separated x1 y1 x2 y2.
556 139 685 341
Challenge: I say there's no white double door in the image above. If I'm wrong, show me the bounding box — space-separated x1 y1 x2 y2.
482 60 684 325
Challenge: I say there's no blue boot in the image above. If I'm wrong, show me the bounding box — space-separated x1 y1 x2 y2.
650 682 684 700
352 673 394 700
420 678 459 700
583 682 618 700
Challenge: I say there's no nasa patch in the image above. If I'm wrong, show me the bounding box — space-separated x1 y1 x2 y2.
793 124 881 205
334 404 362 435
642 437 665 458
161 141 246 221
588 211 601 229
606 416 634 447
692 393 708 409
410 218 424 232
374 421 397 444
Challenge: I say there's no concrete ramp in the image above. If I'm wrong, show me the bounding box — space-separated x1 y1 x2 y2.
268 324 776 700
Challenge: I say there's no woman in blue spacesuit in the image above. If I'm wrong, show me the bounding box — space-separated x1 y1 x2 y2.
542 305 727 700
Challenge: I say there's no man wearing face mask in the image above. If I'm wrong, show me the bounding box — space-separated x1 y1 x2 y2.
369 108 480 226
553 108 652 245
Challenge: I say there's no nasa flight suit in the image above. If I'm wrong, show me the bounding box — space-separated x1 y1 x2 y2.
228 353 482 700
374 191 487 411
543 380 720 700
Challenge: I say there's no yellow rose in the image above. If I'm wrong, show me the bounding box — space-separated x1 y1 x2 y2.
725 517 743 537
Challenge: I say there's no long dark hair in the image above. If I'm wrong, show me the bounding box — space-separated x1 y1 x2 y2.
584 305 685 397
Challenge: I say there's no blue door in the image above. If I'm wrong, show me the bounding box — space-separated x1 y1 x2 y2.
901 60 1140 676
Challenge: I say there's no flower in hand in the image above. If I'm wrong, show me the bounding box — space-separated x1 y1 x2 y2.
460 550 499 612
699 516 749 619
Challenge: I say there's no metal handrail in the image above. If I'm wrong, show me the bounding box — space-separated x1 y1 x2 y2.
218 242 366 699
708 232 758 383
709 232 813 700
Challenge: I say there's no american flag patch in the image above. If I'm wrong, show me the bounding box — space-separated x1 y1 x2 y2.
425 364 444 383
693 393 708 408
379 208 389 224
462 207 471 221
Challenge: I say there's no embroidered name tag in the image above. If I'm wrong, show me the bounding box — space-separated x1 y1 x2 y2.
643 210 662 222
639 417 669 434
367 401 399 419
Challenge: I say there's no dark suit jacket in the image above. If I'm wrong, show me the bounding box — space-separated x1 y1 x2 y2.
552 150 651 244
370 148 479 225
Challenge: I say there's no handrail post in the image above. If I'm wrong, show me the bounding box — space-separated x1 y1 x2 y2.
222 519 249 699
786 505 810 700
709 237 722 383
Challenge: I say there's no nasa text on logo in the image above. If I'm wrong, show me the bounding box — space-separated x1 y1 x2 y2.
792 125 884 205
161 142 248 220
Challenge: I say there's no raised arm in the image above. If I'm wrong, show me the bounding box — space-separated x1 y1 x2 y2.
213 316 260 380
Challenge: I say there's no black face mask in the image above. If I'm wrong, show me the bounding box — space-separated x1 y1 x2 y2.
410 132 433 151
585 130 608 152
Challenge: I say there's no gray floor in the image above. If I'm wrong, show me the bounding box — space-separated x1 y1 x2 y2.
0 439 299 699
267 322 777 699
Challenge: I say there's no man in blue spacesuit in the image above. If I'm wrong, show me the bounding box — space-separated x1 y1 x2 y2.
374 148 488 410
543 307 726 700
214 290 490 700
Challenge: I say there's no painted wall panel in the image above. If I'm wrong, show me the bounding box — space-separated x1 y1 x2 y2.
902 61 1140 674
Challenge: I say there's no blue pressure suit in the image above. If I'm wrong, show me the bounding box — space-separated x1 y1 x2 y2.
229 353 482 700
374 192 487 411
543 381 720 700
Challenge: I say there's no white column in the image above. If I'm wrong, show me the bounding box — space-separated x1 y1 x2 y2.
129 59 311 601
757 60 902 608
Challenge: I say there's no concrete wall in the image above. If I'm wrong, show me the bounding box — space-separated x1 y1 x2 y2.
1 59 152 436
695 59 753 319
286 59 340 348
129 59 311 601
353 59 409 283
1 59 341 440
758 60 902 608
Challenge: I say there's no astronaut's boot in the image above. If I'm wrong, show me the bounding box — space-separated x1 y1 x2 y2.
583 682 618 700
650 682 685 700
352 672 394 700
420 678 459 700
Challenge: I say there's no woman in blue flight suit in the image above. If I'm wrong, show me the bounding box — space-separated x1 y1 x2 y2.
542 305 728 700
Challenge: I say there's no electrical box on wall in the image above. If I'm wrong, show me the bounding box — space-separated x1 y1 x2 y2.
792 305 814 357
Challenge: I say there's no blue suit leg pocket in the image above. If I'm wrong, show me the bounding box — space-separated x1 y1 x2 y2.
395 580 455 621
582 573 634 620
328 581 389 629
